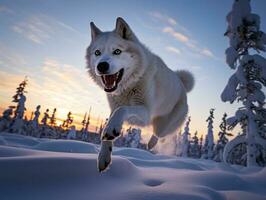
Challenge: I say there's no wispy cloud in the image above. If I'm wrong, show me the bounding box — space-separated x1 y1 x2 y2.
12 15 54 44
200 48 214 58
165 46 181 55
162 26 215 58
162 27 189 43
11 14 83 44
149 11 216 59
149 11 189 33
0 43 27 70
0 5 14 14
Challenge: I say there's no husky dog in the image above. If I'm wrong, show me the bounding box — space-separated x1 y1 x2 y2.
86 17 194 172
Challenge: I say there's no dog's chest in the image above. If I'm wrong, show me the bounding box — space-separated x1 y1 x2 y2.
108 86 145 110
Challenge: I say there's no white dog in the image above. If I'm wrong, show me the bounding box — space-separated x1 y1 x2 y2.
86 17 194 172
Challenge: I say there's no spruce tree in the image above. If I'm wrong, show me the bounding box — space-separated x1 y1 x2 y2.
50 108 57 126
222 0 266 166
181 117 191 157
214 113 233 162
12 78 27 119
206 109 215 159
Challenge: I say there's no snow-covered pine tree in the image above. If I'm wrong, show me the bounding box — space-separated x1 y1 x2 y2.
84 107 91 133
50 108 57 127
0 107 13 132
12 78 27 119
62 112 73 129
176 130 182 156
199 134 203 157
130 128 142 148
190 131 200 158
214 113 233 162
32 105 41 128
67 125 76 140
10 78 28 134
81 112 88 141
222 0 266 167
206 109 215 159
201 135 208 159
181 117 191 157
41 109 50 125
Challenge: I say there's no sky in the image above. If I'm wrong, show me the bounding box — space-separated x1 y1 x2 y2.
0 0 266 140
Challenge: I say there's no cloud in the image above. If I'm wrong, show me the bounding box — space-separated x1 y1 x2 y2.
165 46 181 55
11 15 53 44
162 27 189 43
0 5 14 14
162 26 215 58
11 14 83 44
148 11 216 60
200 48 214 57
149 11 176 26
149 11 188 33
0 43 27 71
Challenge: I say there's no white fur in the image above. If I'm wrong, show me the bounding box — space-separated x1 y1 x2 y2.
86 17 194 172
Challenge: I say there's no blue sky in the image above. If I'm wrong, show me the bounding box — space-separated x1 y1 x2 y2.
0 0 266 138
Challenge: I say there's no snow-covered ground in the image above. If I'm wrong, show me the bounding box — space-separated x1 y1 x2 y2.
0 133 265 200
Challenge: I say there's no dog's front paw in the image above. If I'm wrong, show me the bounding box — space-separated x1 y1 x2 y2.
97 140 113 172
101 121 121 141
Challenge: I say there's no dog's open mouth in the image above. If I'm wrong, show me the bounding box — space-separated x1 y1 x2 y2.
101 68 124 92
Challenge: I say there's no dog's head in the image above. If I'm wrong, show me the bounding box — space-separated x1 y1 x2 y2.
86 17 145 95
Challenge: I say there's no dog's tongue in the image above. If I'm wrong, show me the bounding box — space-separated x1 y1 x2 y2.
104 74 117 88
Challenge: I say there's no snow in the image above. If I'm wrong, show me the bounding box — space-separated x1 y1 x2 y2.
221 74 239 103
225 47 238 69
0 133 266 200
227 0 251 32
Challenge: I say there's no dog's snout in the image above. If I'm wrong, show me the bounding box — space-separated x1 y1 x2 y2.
97 62 109 74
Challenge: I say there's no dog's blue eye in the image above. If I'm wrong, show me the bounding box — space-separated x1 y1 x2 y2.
95 50 101 56
113 49 122 55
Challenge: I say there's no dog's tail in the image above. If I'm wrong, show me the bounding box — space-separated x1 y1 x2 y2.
176 70 194 93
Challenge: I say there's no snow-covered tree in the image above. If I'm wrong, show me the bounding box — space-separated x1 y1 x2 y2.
12 78 27 119
124 127 142 148
50 108 57 127
201 135 208 159
81 112 88 141
41 109 50 125
190 131 201 158
0 107 13 132
214 113 233 162
32 105 41 128
62 112 73 129
176 130 182 156
181 117 191 157
130 128 141 148
199 134 203 156
222 0 266 167
10 78 28 133
67 125 76 139
206 109 215 159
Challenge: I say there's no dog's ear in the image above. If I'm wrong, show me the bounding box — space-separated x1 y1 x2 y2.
115 17 137 41
90 22 102 41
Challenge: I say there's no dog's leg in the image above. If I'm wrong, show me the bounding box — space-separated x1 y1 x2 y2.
147 134 158 150
98 140 113 172
98 105 149 172
149 96 188 150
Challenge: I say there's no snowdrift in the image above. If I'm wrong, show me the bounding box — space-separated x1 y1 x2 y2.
0 132 266 200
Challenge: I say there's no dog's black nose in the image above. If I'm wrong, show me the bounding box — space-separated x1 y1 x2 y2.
97 62 109 73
